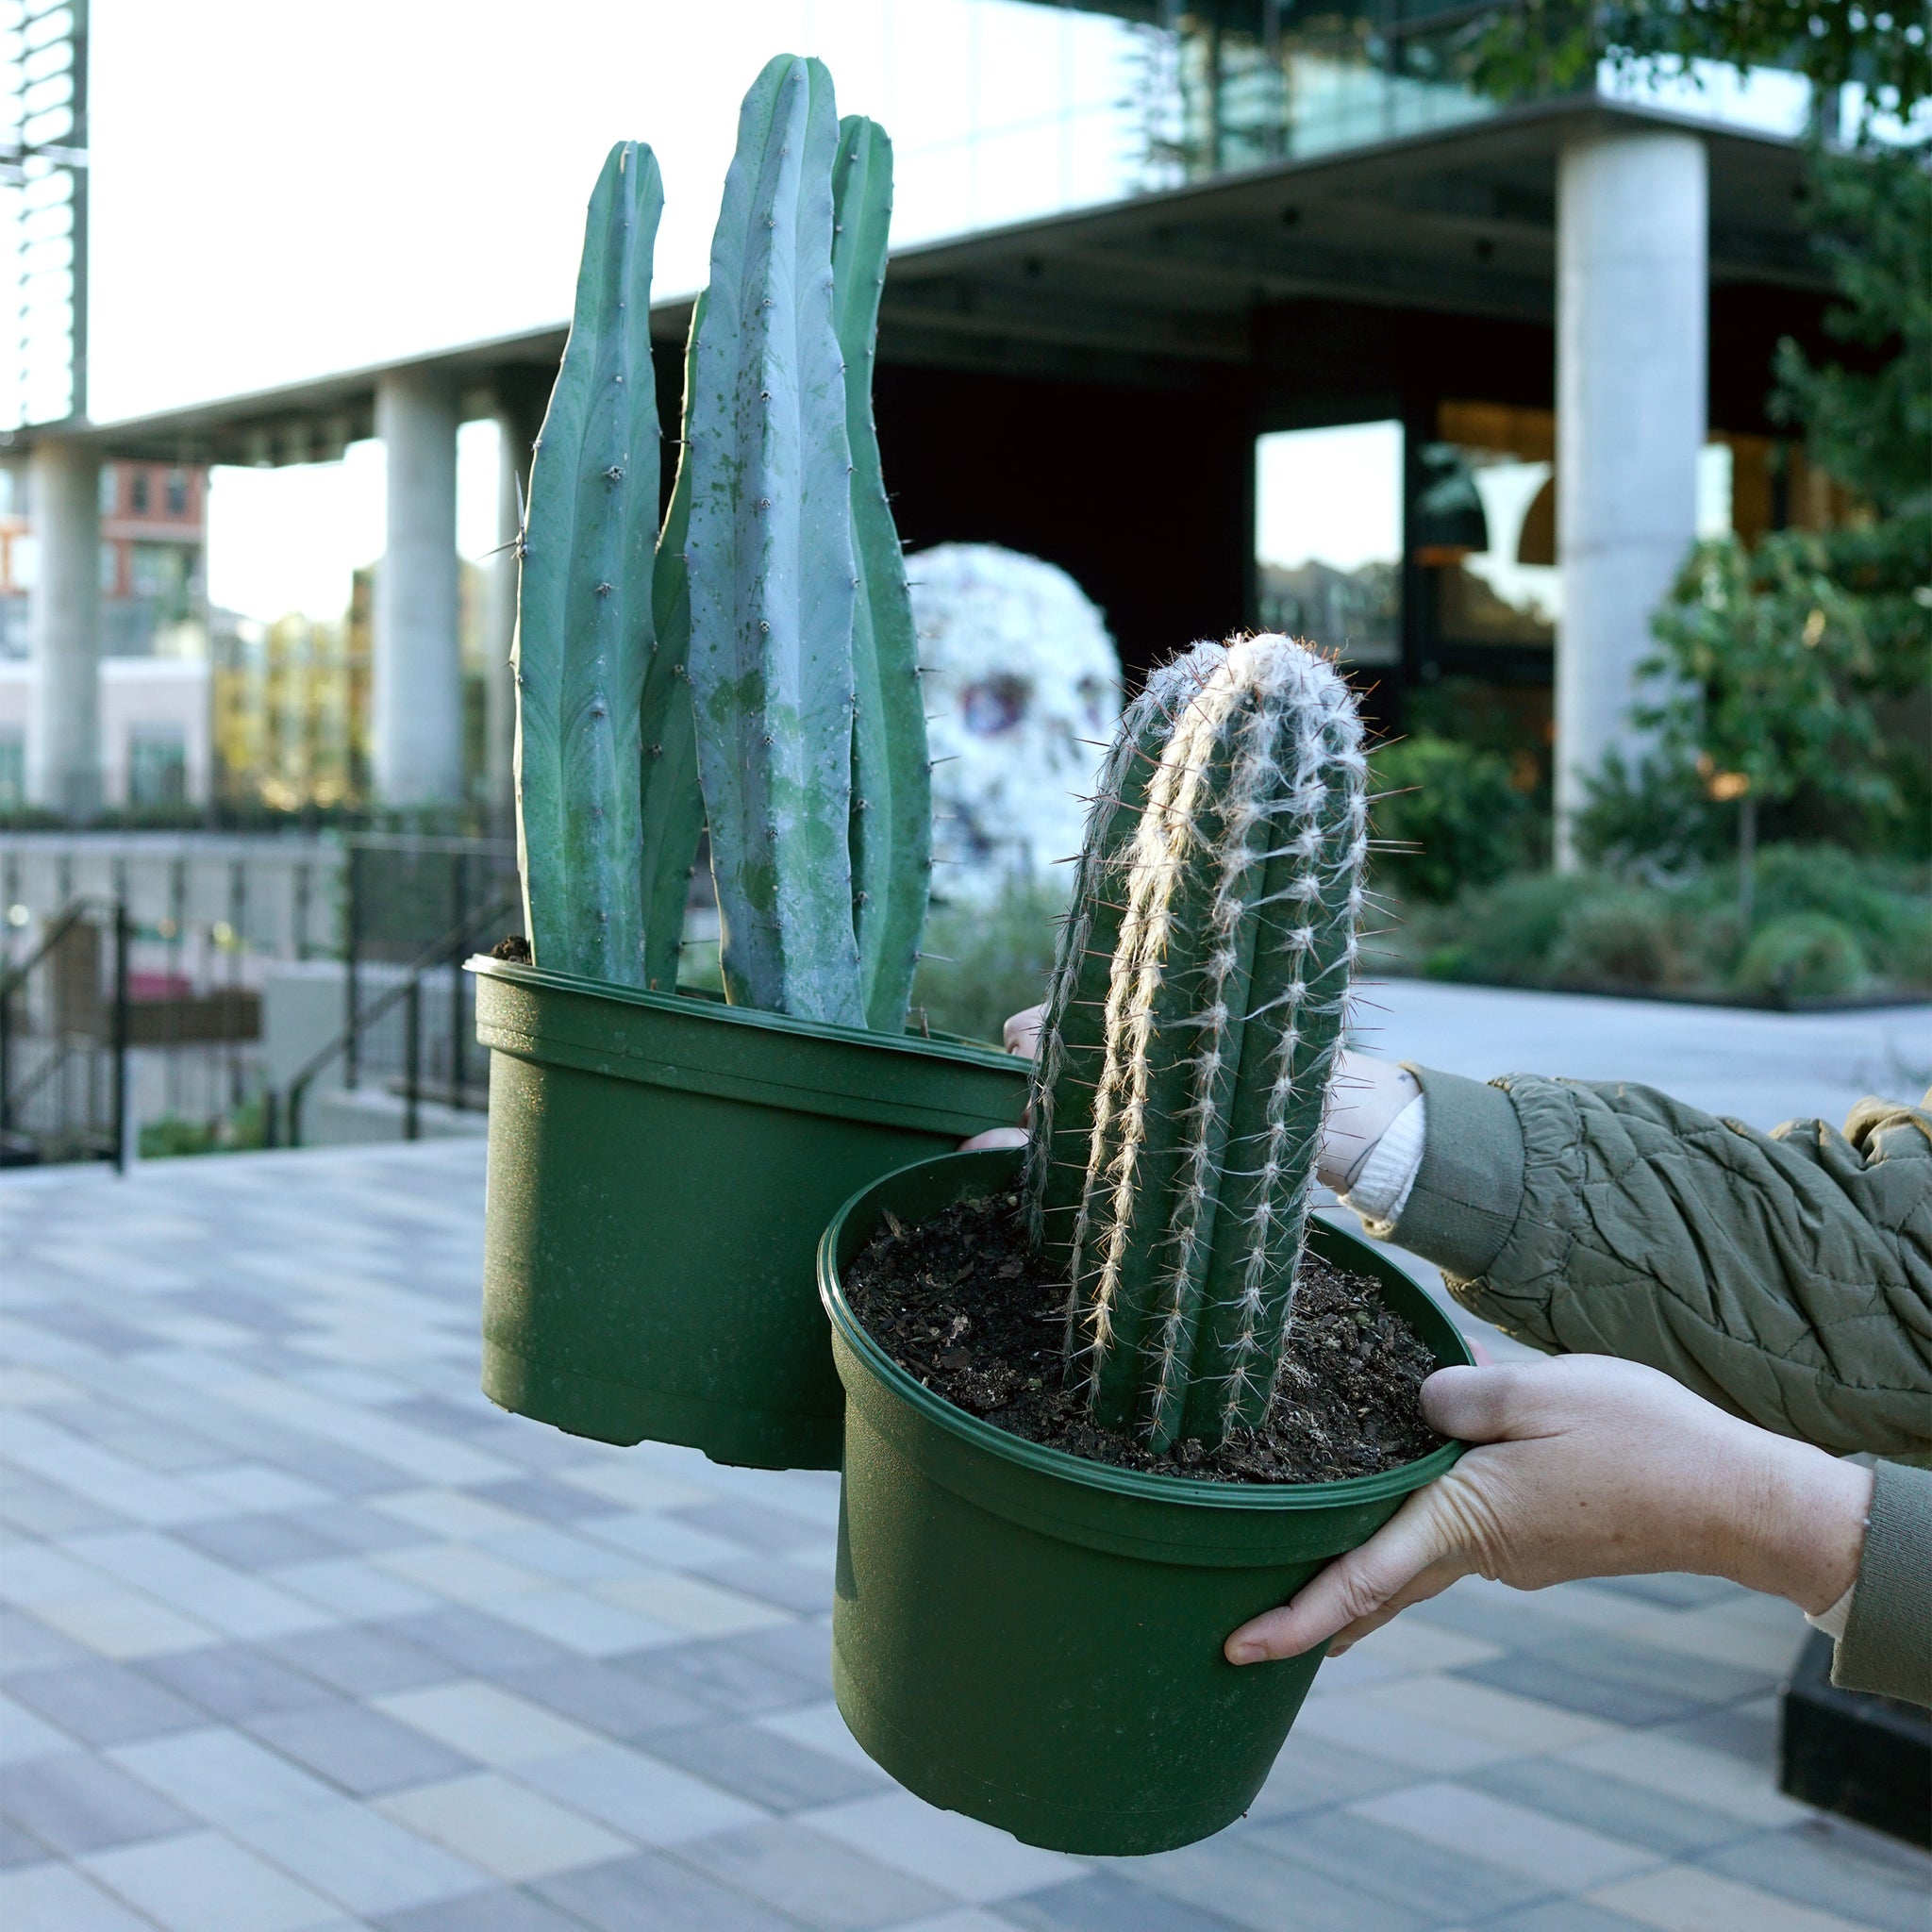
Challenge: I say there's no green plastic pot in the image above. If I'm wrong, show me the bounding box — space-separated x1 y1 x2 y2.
472 958 1028 1471
818 1146 1473 1855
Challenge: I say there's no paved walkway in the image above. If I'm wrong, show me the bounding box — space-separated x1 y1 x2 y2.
1356 981 1930 1133
2 1131 1927 1930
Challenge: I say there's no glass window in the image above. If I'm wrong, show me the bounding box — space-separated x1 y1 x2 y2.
166 469 189 515
1425 403 1559 649
98 467 117 515
128 728 188 806
0 731 22 808
1255 421 1403 665
130 471 151 514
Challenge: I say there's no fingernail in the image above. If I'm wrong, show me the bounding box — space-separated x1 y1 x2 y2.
1226 1641 1261 1666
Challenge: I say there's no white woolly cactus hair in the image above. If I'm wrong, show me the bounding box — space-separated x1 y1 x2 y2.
1032 632 1368 1452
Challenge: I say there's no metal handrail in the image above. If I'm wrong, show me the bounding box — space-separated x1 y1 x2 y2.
0 899 129 1172
271 891 517 1148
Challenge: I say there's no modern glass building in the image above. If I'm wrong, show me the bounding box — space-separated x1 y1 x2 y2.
9 0 1848 835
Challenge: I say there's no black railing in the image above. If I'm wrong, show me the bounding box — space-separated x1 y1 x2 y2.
0 900 129 1171
268 889 518 1149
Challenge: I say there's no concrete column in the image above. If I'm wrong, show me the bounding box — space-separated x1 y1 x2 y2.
374 370 461 808
25 435 102 819
1555 129 1707 866
483 407 525 828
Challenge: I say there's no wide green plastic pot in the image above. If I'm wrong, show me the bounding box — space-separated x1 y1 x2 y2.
472 958 1028 1471
818 1147 1472 1855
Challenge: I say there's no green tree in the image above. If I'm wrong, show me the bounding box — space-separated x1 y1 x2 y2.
1635 535 1891 927
1475 0 1931 134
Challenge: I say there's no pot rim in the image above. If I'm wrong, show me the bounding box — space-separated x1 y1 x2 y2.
818 1147 1467 1515
467 955 1018 1071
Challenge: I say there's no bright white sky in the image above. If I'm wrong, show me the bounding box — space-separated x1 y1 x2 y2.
89 0 1143 619
1255 424 1404 574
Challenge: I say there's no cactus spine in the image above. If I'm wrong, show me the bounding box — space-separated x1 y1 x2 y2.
832 114 930 1032
1026 635 1368 1453
514 142 667 986
685 55 865 1026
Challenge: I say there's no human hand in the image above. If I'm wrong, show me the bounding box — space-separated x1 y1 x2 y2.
1225 1355 1872 1664
959 1003 1045 1152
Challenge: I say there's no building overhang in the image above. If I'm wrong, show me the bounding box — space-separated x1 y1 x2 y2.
58 92 1826 465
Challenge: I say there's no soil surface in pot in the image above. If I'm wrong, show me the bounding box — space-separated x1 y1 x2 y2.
844 1188 1441 1483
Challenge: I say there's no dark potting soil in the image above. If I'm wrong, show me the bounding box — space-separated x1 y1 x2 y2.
843 1189 1442 1484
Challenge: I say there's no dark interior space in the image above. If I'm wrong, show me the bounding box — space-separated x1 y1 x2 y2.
872 359 1260 689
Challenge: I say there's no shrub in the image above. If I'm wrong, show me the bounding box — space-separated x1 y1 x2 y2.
910 874 1069 1047
1413 870 1598 986
1370 734 1530 905
1734 914 1869 1002
1546 891 1687 991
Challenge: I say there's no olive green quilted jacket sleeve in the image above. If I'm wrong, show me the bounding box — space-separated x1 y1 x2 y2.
1391 1067 1932 1459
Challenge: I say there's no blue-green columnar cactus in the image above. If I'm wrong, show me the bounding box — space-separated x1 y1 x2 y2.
514 142 675 986
832 113 930 1032
1025 635 1369 1452
682 55 861 1025
514 59 929 1024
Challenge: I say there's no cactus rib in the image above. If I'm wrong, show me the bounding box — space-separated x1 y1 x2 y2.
685 54 864 1026
833 113 929 1033
513 142 664 986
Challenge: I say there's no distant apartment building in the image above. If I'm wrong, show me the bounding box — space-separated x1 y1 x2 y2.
0 458 213 810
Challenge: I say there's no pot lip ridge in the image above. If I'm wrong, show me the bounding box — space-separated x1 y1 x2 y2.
467 954 1020 1071
818 1146 1468 1515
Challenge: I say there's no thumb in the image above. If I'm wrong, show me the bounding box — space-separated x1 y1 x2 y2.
1225 1477 1469 1664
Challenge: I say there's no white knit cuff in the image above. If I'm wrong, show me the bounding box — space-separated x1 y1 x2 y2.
1341 1095 1426 1225
1806 1583 1857 1642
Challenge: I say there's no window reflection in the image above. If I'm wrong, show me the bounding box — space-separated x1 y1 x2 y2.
1256 421 1403 666
1425 402 1560 650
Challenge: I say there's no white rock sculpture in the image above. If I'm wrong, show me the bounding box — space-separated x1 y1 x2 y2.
908 543 1123 899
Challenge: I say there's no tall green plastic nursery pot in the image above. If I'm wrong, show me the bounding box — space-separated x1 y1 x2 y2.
820 1147 1473 1856
472 958 1029 1471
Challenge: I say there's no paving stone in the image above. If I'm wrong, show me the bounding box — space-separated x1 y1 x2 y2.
521 1741 765 1843
283 1501 432 1553
494 1657 716 1738
375 1887 591 1932
1457 1633 1774 1728
0 1813 50 1866
695 1555 840 1616
1347 1781 1659 1888
1237 1732 1417 1821
472 1475 625 1524
801 1791 1083 1904
1242 1800 1555 1920
648 1718 891 1810
82 1825 341 1930
1123 1835 1424 1932
541 1847 811 1929
1483 1905 1663 1932
382 1607 581 1676
671 1818 956 1929
106 1726 339 1824
231 1800 493 1917
1697 1823 1932 1932
0 1609 89 1678
260 1624 458 1698
1468 1757 1752 1858
175 1513 340 1572
1452 1654 1712 1728
670 1498 833 1555
1589 1862 1877 1932
245 1703 477 1797
0 1860 163 1931
1657 1696 1783 1774
1586 1574 1742 1610
614 1633 828 1717
375 1680 605 1767
1000 1873 1247 1932
139 1642 341 1721
0 1749 197 1854
378 1771 631 1882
